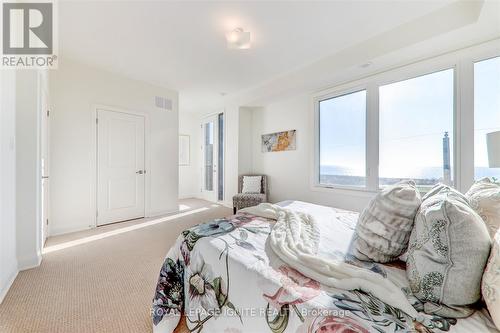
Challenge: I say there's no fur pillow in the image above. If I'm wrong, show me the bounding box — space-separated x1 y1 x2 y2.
351 180 421 263
483 230 500 330
466 177 500 238
406 184 491 318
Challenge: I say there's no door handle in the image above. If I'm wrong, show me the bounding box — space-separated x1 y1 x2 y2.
136 170 145 175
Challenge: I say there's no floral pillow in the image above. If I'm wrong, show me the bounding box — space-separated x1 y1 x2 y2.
466 177 500 238
483 230 500 330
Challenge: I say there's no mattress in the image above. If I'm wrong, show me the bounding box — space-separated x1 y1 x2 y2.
152 200 498 333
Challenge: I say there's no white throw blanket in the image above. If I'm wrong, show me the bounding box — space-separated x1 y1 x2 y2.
240 203 420 319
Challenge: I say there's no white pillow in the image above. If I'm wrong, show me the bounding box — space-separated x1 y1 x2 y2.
466 177 500 238
351 180 422 263
242 176 262 193
483 230 500 330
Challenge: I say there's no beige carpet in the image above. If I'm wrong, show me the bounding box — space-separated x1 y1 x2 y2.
0 199 231 333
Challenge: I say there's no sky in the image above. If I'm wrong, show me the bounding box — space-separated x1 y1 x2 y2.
475 56 500 167
319 56 500 180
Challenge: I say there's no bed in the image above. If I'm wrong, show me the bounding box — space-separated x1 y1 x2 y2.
152 201 498 333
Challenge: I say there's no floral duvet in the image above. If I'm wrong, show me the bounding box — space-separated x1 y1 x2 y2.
152 201 498 333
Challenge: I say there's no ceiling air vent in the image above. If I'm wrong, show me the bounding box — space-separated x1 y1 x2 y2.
155 96 172 111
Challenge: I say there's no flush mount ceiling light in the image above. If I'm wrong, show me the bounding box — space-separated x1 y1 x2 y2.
226 27 251 49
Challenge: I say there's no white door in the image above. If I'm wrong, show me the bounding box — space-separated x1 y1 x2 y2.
201 115 218 202
97 109 145 225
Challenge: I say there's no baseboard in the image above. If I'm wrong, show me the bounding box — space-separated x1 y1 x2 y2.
50 209 179 236
179 194 199 200
49 224 93 237
17 252 42 271
0 265 18 304
147 208 178 218
219 201 233 209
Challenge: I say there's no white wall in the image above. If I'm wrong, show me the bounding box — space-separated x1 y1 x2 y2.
50 59 179 235
238 107 255 176
251 94 374 212
179 112 200 199
16 70 42 269
0 70 18 303
223 106 240 207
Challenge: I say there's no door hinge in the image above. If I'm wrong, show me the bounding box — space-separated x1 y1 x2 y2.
96 211 98 217
96 118 98 125
46 110 50 117
46 218 49 225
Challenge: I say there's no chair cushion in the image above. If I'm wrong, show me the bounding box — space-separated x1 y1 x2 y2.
233 193 266 210
233 193 266 201
406 184 491 318
351 180 422 263
242 176 262 193
482 230 500 330
466 177 500 238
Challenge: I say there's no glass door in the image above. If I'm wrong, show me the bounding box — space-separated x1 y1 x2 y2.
201 113 224 202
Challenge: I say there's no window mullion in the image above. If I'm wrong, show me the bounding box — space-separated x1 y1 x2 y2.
366 82 379 191
457 59 474 192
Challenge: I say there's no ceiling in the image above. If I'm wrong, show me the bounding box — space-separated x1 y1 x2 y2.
58 1 498 113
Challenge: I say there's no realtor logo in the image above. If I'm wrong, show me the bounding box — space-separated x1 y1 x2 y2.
1 1 57 68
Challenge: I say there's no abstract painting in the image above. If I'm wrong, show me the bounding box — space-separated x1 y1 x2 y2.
261 130 296 152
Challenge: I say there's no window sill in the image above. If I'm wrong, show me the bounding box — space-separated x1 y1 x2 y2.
310 184 378 197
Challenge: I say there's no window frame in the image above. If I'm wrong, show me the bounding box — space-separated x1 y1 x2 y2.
470 54 500 184
457 46 500 192
311 39 500 194
376 66 457 191
314 85 368 191
313 84 372 192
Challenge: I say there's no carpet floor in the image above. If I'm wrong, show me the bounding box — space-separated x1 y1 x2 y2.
0 199 231 333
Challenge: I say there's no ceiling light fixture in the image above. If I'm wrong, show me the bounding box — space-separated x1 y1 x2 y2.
226 27 251 50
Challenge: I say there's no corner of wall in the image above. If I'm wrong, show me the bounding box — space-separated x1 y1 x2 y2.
0 264 18 304
0 68 19 305
17 252 42 271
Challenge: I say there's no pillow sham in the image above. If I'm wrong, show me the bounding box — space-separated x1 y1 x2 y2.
242 176 262 193
482 230 500 330
406 184 491 318
351 180 421 263
466 177 500 238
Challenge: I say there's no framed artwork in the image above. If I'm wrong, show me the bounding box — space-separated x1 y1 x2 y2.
179 135 190 166
261 130 296 152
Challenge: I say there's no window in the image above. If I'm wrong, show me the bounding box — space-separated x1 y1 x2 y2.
474 56 500 181
318 90 366 187
379 69 454 188
313 43 499 193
